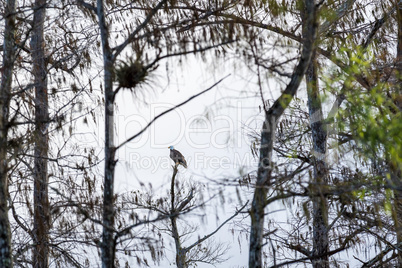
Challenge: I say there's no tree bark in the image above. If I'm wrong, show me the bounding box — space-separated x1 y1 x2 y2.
31 0 50 267
170 166 187 268
249 115 275 268
97 0 117 267
306 54 329 268
0 0 16 266
248 1 318 267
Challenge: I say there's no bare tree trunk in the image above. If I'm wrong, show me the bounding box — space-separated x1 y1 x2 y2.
170 166 187 268
31 1 50 267
248 1 318 267
306 54 329 268
97 1 117 267
249 115 275 268
0 0 16 266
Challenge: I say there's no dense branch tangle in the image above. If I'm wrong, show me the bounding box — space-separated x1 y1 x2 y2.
1 0 401 267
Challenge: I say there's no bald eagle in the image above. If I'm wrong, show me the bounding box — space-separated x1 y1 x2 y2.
169 146 187 168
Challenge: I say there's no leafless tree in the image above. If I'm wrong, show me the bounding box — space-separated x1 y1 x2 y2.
0 0 17 266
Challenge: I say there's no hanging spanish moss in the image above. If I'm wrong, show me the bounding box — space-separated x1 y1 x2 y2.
114 58 149 89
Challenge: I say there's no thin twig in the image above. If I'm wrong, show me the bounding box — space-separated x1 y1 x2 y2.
183 201 249 253
116 74 230 150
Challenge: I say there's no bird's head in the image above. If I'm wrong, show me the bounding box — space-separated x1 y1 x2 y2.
168 146 174 150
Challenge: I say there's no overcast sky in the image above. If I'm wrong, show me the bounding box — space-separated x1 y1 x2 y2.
110 55 263 267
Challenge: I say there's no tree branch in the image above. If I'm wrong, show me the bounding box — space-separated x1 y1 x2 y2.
75 0 96 11
318 0 356 35
113 0 168 59
326 4 396 120
116 74 230 150
360 242 402 267
183 201 248 253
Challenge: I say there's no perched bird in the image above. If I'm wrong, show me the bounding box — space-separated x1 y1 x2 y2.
169 146 187 168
